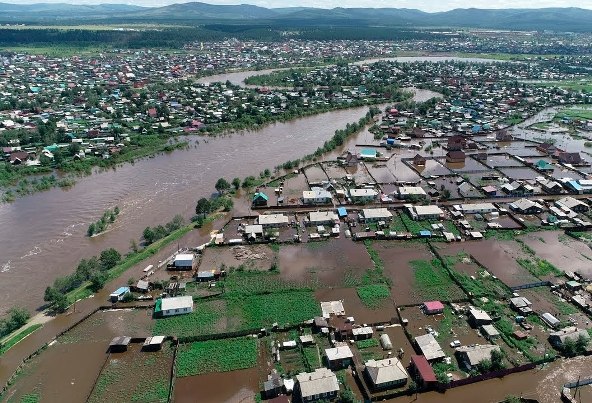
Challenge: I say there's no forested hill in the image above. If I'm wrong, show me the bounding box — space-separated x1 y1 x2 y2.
0 2 591 32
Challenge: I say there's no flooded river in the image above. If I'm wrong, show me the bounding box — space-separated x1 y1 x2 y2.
0 57 455 315
0 105 381 314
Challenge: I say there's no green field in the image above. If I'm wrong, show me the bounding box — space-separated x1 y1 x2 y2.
176 337 258 377
153 300 226 338
410 259 466 302
556 106 592 120
356 284 391 309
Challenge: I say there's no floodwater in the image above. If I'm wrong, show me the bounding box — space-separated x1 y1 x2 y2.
0 105 381 315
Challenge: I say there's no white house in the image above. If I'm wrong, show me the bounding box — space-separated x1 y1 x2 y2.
174 253 195 270
303 187 332 205
361 208 393 222
407 205 444 220
159 296 193 317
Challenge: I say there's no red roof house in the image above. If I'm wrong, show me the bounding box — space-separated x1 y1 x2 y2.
423 301 445 315
410 355 437 387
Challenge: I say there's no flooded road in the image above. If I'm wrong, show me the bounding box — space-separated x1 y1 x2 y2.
0 105 377 315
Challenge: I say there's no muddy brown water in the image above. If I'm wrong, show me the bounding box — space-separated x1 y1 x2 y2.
174 368 260 403
314 287 395 324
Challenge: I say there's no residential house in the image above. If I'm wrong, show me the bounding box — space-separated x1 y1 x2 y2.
9 151 29 164
536 143 558 155
303 188 332 205
295 368 340 402
455 344 500 371
446 150 466 163
549 327 590 349
496 130 513 142
509 198 544 214
397 186 427 200
454 203 497 215
407 205 445 221
414 334 445 362
352 326 373 341
257 213 290 228
565 179 592 194
534 159 554 172
539 179 563 194
360 208 393 223
349 188 378 203
325 346 354 369
308 211 338 226
481 185 497 197
558 152 583 165
447 135 467 151
252 192 269 207
364 358 408 391
244 224 264 240
344 151 359 167
157 296 194 317
409 355 437 388
501 181 534 196
555 197 589 213
263 373 285 400
413 154 427 166
468 307 492 327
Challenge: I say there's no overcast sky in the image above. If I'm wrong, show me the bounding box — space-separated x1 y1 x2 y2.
5 0 592 12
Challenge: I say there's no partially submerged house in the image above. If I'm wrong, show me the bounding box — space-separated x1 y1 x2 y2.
325 346 354 369
549 327 590 349
455 344 500 371
364 358 409 391
295 368 340 402
156 296 194 317
414 334 445 362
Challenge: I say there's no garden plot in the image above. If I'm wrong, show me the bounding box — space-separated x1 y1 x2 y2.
520 231 592 277
415 159 451 177
424 177 462 199
199 244 276 272
2 309 154 403
304 164 329 184
449 157 489 173
278 239 374 287
441 240 540 288
88 342 174 403
374 242 466 305
314 287 395 324
323 163 348 181
345 163 376 185
520 287 582 323
499 167 541 180
483 154 524 168
386 159 421 183
282 173 310 205
365 162 396 184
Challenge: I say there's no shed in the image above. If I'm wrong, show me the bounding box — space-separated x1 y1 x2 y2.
414 334 445 361
173 253 195 270
409 355 437 387
424 301 445 315
480 324 500 340
337 207 348 218
352 326 373 340
143 335 166 351
468 307 492 326
109 336 131 353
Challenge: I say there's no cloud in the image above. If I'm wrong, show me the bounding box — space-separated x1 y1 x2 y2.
5 0 592 12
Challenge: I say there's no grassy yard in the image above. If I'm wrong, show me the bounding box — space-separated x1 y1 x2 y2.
356 284 391 309
0 324 42 356
176 337 258 377
411 259 467 302
516 257 561 278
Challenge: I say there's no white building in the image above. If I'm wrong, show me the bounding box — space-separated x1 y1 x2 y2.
454 203 497 215
361 208 393 222
349 188 378 203
407 205 444 220
257 213 290 227
308 211 338 225
160 296 193 317
396 186 427 200
303 187 332 204
174 253 195 270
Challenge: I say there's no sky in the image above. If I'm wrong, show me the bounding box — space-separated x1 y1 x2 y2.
3 0 592 12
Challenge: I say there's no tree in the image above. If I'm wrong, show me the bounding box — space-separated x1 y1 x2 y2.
490 349 505 371
89 271 108 292
215 177 231 194
143 227 155 244
67 142 80 157
232 177 241 190
563 337 577 357
87 223 96 237
575 335 589 355
130 239 139 253
99 248 121 271
195 197 211 216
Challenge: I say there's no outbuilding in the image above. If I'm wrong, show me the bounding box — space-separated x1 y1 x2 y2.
173 253 195 270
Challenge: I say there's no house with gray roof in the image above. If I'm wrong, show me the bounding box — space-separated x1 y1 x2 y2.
364 358 408 390
295 368 340 402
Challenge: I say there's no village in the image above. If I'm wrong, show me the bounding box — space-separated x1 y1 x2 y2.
2 35 592 403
